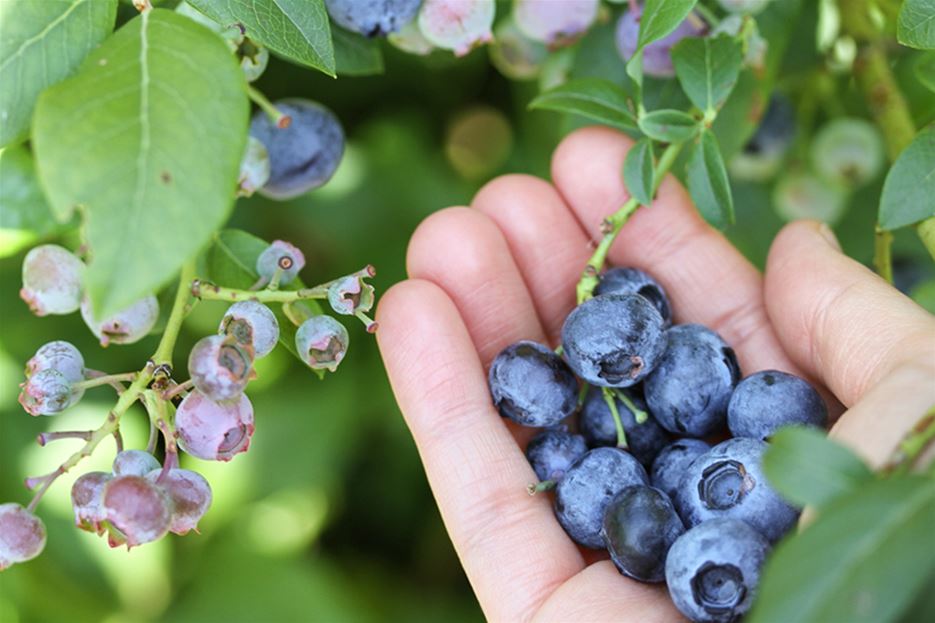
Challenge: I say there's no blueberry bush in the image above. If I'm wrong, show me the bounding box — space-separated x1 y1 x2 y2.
0 0 933 621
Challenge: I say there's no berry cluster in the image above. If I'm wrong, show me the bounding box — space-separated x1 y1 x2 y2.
490 266 827 622
2 237 377 570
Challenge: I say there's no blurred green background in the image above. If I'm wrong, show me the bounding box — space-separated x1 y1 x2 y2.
2 1 933 621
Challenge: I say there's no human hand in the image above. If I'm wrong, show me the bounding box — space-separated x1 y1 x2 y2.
376 127 935 622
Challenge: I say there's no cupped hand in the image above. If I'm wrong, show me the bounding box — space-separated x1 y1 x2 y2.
376 127 935 622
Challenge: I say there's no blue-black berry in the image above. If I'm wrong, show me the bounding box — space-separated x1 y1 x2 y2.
727 370 827 440
594 267 672 326
650 438 711 502
525 428 588 483
488 341 578 428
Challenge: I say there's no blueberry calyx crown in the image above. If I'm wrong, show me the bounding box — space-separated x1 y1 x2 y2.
690 561 747 615
697 459 755 511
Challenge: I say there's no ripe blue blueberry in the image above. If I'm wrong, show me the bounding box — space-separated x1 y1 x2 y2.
18 368 82 416
325 0 421 37
644 324 740 437
80 294 159 347
666 518 770 623
249 99 345 200
418 0 495 57
616 5 707 77
579 388 670 466
554 447 649 549
727 370 827 440
673 438 799 543
601 485 685 583
20 244 85 316
27 340 85 384
0 503 47 571
525 428 588 483
188 335 255 403
295 315 350 372
650 438 711 502
112 450 161 477
220 300 280 359
256 240 306 287
512 0 599 46
594 267 672 326
561 294 667 388
488 341 578 427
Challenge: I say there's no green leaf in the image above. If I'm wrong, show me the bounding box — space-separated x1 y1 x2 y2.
623 138 654 206
206 229 325 376
637 109 698 142
0 145 70 257
879 126 935 230
332 25 383 76
671 35 744 114
32 9 249 318
529 78 638 132
187 0 335 76
686 129 734 228
763 426 874 509
916 52 935 93
0 0 118 148
636 0 698 50
749 476 935 623
898 0 935 50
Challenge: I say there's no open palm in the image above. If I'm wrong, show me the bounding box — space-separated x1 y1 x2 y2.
376 127 935 622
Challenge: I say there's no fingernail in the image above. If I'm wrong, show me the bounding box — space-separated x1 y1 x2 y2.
817 223 841 252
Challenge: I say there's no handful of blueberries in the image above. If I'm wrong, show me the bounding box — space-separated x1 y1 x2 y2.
488 268 828 623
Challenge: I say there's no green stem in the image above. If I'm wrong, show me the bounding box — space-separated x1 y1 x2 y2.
615 389 648 425
194 281 328 303
576 142 684 303
890 407 935 474
527 480 556 495
72 373 137 391
917 217 935 262
874 228 894 283
602 387 629 449
153 260 196 368
247 85 291 128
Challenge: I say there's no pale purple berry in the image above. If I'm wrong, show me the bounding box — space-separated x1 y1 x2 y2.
219 301 280 358
113 450 161 477
145 468 212 535
513 0 599 46
26 340 85 383
237 136 271 197
489 16 548 81
20 244 85 316
71 471 111 534
418 0 495 57
188 335 254 403
0 503 47 570
102 475 174 548
255 240 305 286
327 275 375 316
175 390 255 461
80 294 159 347
616 5 708 78
18 368 83 416
295 316 349 372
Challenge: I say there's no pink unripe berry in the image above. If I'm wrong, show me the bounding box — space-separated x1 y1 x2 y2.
102 475 173 548
26 340 86 383
145 468 212 535
18 368 83 416
616 6 707 78
188 335 255 403
219 300 280 358
327 276 375 316
113 450 162 477
513 0 599 46
418 0 495 57
175 390 255 461
71 471 112 534
256 240 305 286
0 503 47 570
295 315 349 372
20 244 85 316
80 295 159 346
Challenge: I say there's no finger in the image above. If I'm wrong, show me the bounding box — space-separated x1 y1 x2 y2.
532 561 685 623
376 280 585 621
406 206 548 365
471 174 591 344
550 126 800 378
764 220 935 407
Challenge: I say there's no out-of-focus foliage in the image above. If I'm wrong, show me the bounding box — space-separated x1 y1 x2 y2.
1 0 934 621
